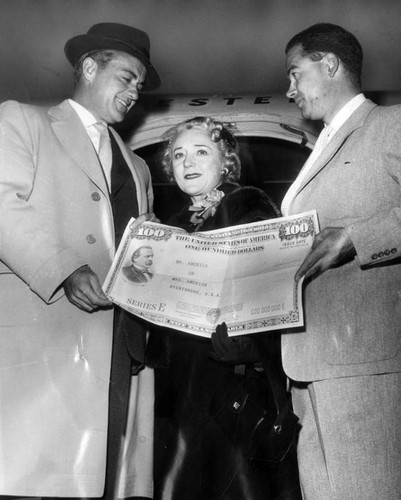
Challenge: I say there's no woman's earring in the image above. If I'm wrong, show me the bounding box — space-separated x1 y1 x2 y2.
221 167 229 176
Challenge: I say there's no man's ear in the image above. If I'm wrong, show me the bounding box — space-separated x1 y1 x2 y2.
325 52 340 78
82 57 98 82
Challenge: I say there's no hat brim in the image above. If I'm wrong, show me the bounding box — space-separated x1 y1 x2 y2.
64 34 161 91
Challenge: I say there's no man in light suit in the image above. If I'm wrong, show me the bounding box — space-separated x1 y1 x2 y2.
123 246 154 283
0 23 160 499
281 23 401 500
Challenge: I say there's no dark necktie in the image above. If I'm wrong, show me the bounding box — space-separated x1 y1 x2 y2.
108 132 139 247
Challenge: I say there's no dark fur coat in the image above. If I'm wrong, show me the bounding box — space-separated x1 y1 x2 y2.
149 183 301 500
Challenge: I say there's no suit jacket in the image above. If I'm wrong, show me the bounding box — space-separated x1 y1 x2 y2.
282 99 401 381
0 99 153 496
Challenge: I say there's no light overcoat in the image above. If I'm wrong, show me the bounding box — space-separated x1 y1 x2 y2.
282 99 401 381
0 99 153 496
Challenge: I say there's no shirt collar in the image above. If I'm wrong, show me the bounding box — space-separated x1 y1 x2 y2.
328 93 366 133
68 99 98 128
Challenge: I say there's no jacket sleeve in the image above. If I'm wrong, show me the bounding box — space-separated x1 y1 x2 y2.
346 105 401 267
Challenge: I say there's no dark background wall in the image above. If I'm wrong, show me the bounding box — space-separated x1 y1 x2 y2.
1 0 400 104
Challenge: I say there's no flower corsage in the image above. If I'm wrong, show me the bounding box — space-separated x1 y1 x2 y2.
188 188 225 228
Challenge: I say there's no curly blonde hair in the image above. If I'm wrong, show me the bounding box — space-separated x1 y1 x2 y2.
161 116 241 183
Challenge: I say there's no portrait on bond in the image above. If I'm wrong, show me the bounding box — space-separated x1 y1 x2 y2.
122 245 154 284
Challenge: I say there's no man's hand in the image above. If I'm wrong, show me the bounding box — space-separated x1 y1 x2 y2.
63 266 112 312
210 322 260 364
131 212 160 229
295 226 356 282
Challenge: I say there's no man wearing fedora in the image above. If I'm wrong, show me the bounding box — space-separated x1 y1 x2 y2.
0 23 160 498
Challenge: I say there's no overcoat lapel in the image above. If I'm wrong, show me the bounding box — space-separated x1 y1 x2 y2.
48 100 109 196
294 100 377 199
48 100 147 213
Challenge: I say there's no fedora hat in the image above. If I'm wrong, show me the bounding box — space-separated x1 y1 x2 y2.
64 22 160 90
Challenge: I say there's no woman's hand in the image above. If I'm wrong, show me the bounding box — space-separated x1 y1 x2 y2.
210 322 260 364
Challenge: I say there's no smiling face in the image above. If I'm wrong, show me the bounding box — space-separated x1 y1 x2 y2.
171 127 224 204
78 50 146 124
286 44 331 122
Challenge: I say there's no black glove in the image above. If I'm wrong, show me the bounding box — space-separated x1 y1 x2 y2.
209 322 261 364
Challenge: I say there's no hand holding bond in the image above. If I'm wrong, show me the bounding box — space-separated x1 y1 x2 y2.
295 226 356 282
63 265 112 312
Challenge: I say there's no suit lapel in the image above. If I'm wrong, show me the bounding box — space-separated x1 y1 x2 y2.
49 100 109 196
294 100 377 198
109 128 145 212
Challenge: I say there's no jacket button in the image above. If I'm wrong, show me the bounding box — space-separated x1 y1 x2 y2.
378 252 384 258
91 192 101 201
86 234 96 244
385 249 390 256
372 253 378 260
391 248 397 254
